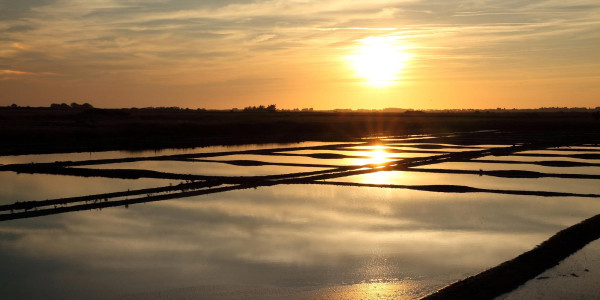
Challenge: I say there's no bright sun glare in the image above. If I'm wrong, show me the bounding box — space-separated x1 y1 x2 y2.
369 149 388 165
347 36 411 87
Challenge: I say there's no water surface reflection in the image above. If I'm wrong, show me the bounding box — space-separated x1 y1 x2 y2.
332 171 600 194
3 139 600 299
474 155 596 163
83 160 327 176
0 172 174 205
1 185 598 299
414 161 600 175
0 141 346 165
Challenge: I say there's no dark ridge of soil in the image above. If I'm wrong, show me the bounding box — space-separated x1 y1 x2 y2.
304 153 366 159
191 159 338 168
215 160 267 166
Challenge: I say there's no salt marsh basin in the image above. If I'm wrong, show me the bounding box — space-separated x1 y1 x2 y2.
2 131 600 299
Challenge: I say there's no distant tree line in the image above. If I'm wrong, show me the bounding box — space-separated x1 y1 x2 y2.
136 106 206 111
242 104 277 112
50 102 94 110
3 102 95 110
285 108 314 112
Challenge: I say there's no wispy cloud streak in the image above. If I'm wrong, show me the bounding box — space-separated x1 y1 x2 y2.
0 0 598 108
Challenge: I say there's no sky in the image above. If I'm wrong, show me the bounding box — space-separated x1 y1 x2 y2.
1 0 599 109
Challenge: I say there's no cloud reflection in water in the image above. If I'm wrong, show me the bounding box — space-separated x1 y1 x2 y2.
2 184 600 299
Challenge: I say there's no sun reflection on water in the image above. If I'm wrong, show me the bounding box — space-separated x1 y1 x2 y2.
367 170 399 185
370 149 389 165
314 280 425 300
349 146 398 166
347 148 403 184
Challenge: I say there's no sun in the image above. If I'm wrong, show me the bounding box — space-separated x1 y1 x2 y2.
347 36 411 87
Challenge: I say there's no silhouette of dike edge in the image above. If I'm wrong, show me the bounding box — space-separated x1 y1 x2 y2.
422 213 600 300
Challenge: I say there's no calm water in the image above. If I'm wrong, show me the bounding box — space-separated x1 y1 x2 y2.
331 171 600 194
474 155 598 163
207 153 399 167
414 161 600 175
83 160 328 177
1 139 600 299
0 141 347 165
5 186 597 299
0 172 176 205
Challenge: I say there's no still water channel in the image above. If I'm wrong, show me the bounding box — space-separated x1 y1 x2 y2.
1 140 599 299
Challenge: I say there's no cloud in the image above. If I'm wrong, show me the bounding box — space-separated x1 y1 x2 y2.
0 0 598 107
0 69 35 80
0 0 55 20
0 69 31 75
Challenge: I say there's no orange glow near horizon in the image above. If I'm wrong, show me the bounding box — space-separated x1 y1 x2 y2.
1 1 599 109
347 36 412 87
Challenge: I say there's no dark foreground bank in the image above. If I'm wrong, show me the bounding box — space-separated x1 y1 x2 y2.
1 107 599 155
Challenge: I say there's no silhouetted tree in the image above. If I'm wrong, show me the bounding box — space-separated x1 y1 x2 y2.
50 103 70 109
242 104 278 112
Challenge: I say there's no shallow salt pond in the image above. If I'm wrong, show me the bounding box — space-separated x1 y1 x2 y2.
330 171 600 195
207 153 404 167
79 160 329 176
2 185 599 299
414 161 600 176
0 141 350 165
516 150 600 156
0 171 175 205
3 140 600 299
473 155 598 163
566 146 600 150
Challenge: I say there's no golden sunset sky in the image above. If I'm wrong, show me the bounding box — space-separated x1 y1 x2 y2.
1 0 599 109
